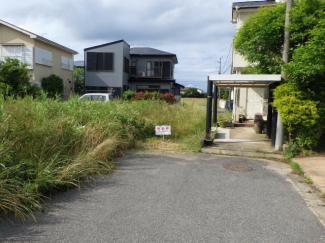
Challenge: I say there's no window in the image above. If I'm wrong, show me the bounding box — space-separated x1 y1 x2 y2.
87 52 114 71
61 56 73 71
35 47 52 67
0 45 33 69
146 61 161 77
136 85 161 93
123 57 129 73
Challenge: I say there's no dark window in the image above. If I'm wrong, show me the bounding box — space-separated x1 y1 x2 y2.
86 52 114 71
97 53 104 70
87 52 97 71
163 62 171 78
123 57 129 73
104 53 113 71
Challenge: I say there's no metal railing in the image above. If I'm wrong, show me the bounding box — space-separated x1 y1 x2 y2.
129 66 163 78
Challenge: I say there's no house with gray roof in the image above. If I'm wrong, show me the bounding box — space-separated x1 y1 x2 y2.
83 40 183 99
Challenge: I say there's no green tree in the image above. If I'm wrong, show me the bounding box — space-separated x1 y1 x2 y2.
0 58 31 95
183 88 203 98
234 0 325 149
41 74 64 98
234 2 286 74
73 67 86 95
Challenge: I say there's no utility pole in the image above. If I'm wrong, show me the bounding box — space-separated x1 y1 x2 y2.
275 0 294 150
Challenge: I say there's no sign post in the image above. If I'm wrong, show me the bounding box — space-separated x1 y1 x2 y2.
155 126 171 141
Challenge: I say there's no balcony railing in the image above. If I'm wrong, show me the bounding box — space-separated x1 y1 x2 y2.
129 66 163 78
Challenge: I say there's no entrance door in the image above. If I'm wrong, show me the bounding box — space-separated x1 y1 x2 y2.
246 88 264 119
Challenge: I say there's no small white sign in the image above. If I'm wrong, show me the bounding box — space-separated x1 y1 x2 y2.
155 125 171 136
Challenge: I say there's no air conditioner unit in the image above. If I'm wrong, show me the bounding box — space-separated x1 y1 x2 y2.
138 71 145 77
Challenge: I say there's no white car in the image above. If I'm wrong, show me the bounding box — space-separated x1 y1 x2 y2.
79 93 114 102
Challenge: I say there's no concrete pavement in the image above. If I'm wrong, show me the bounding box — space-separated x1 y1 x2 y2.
293 157 325 193
202 127 283 159
0 153 324 242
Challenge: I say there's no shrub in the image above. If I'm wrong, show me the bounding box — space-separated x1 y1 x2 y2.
273 83 322 149
124 91 176 104
41 74 64 98
73 67 86 95
0 58 40 97
123 90 136 100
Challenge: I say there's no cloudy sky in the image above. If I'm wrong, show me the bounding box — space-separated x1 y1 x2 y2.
0 0 260 91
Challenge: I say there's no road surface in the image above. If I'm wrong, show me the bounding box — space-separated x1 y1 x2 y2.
0 153 324 242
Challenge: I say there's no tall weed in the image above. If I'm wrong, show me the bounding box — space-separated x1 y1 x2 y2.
0 96 205 218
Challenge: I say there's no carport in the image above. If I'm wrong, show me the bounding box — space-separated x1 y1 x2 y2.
205 74 282 148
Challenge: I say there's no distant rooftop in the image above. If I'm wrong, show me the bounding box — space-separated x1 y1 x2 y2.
84 40 129 51
131 47 178 64
130 47 176 57
232 0 276 9
74 60 84 67
232 1 277 23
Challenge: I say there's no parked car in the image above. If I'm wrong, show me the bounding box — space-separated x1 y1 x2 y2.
79 93 114 102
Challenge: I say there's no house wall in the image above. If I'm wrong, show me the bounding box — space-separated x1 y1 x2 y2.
0 24 34 46
233 9 259 72
122 42 130 87
33 40 74 96
85 42 125 88
129 81 172 92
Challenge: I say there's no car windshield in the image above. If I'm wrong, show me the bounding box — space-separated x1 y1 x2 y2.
80 95 107 101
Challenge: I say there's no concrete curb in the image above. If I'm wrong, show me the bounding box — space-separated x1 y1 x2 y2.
201 147 284 160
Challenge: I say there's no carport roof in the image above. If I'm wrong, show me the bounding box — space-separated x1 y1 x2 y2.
209 74 281 87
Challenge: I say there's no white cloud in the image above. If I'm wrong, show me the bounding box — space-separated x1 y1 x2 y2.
0 0 236 91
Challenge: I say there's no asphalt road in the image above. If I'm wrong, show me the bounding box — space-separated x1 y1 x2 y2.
1 153 325 242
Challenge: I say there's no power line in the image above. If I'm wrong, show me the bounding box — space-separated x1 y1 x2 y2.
222 65 231 74
222 43 233 73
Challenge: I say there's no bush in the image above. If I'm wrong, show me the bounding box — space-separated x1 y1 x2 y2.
123 91 176 104
123 90 136 100
273 83 322 149
222 91 229 100
41 74 64 98
0 58 40 97
73 67 86 95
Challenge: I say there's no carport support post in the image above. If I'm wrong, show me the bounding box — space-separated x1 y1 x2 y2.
213 84 218 124
205 77 213 140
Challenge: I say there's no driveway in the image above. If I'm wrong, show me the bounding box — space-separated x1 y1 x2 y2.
0 153 324 242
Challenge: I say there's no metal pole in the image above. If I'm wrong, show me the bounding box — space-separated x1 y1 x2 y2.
275 0 293 150
213 85 218 123
205 77 213 139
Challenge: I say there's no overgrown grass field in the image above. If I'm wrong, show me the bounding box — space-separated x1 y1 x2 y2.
0 96 205 219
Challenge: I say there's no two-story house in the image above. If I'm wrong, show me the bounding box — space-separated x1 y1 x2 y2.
0 19 78 97
231 0 281 121
128 47 183 100
84 40 183 100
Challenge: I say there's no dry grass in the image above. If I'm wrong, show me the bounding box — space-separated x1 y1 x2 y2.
182 98 209 104
0 96 206 218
